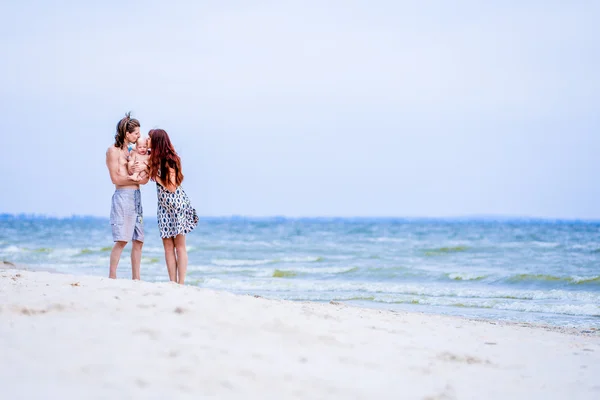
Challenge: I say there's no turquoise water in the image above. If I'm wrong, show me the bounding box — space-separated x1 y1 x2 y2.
1 215 599 328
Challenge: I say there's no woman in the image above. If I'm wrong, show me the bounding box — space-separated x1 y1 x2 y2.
148 129 199 284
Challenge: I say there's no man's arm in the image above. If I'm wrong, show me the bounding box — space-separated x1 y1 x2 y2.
127 153 136 175
106 147 139 186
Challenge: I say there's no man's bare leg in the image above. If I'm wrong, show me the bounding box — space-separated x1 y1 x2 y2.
162 238 177 282
109 241 128 279
174 234 188 285
131 240 143 280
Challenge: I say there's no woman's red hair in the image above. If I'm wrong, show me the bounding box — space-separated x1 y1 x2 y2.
148 129 184 187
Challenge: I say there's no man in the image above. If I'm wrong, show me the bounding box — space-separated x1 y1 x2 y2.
105 112 149 279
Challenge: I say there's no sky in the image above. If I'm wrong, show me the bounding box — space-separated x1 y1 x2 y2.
0 0 598 219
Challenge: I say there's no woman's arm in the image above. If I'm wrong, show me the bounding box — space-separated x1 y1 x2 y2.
156 166 177 192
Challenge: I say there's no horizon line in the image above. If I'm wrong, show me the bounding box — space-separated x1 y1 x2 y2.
1 213 599 223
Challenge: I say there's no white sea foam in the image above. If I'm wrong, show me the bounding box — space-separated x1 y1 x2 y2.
210 256 323 267
193 278 600 304
326 255 356 261
48 248 82 258
212 259 276 267
281 256 322 263
189 277 600 317
202 240 278 248
570 243 599 250
368 237 407 243
140 247 166 254
570 275 600 284
2 245 22 253
377 295 600 317
274 266 355 275
530 241 562 248
494 301 600 317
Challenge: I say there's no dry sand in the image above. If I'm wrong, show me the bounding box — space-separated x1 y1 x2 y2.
1 269 599 399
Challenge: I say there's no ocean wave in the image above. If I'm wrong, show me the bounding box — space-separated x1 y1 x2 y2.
202 240 280 248
187 265 263 276
273 269 297 278
367 237 407 243
322 293 600 317
194 279 600 317
384 297 600 317
140 247 166 253
211 256 322 267
446 272 488 281
192 278 600 303
46 248 81 257
424 246 469 256
1 245 115 257
571 276 600 284
188 264 358 277
32 247 53 253
1 245 33 254
349 265 419 279
495 302 600 317
77 248 109 255
326 255 357 260
338 266 360 274
491 241 565 250
505 274 600 286
211 259 278 267
524 241 563 249
569 243 599 251
72 246 156 255
281 256 323 263
279 265 356 275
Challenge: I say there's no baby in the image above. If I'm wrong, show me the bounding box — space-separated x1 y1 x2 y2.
128 136 150 181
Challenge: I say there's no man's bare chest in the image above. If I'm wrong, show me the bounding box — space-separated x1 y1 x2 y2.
118 152 130 167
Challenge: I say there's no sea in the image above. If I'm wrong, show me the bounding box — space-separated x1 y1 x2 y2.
1 215 599 328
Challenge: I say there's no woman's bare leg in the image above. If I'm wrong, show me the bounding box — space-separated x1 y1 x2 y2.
174 234 188 285
109 241 127 279
162 238 177 282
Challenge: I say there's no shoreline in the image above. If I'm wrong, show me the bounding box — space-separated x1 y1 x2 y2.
343 299 600 337
1 268 599 399
1 260 59 273
3 261 598 337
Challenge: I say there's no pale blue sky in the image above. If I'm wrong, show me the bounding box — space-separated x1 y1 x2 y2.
1 1 598 218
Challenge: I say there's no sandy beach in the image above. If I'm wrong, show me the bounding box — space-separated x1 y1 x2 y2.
1 269 598 400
